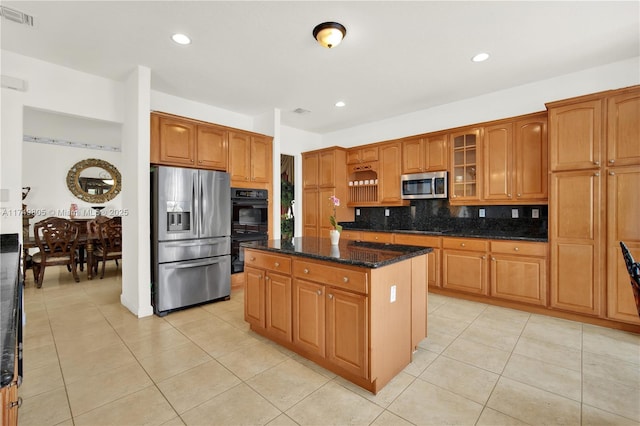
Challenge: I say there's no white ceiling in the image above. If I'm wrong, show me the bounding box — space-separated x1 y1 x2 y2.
2 1 639 134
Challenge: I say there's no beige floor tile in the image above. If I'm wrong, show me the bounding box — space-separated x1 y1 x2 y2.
431 298 487 323
73 385 177 426
387 378 483 425
487 377 581 425
66 362 153 416
582 324 640 365
217 340 289 380
266 413 300 426
419 356 499 404
442 337 511 374
124 326 192 359
290 353 337 379
54 329 124 360
157 359 241 414
334 371 416 408
513 336 582 372
583 371 640 422
471 312 528 336
58 340 138 384
522 314 583 349
427 313 472 336
18 362 64 399
370 410 414 426
214 307 251 330
181 383 280 426
188 323 261 359
417 328 458 354
581 403 640 426
502 353 582 401
247 358 330 411
160 416 187 426
138 341 212 382
18 387 72 426
112 314 175 341
23 326 55 350
476 407 530 425
22 342 59 371
53 419 74 426
402 347 439 377
458 322 520 352
583 350 640 390
286 381 383 425
162 306 216 327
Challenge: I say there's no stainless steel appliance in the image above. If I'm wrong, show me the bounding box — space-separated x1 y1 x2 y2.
231 188 269 274
401 171 448 199
151 166 231 316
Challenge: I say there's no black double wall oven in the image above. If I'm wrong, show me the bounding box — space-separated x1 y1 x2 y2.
231 188 269 274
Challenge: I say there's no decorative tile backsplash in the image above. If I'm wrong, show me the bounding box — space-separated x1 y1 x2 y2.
343 199 548 239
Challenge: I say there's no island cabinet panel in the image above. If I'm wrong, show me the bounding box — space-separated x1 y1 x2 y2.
293 279 326 357
293 260 368 294
266 272 292 341
393 234 441 288
244 266 266 328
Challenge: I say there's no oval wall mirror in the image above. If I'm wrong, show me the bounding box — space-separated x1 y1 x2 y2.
66 158 121 203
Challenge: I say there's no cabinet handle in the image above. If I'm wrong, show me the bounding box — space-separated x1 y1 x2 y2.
481 256 486 260
274 262 280 267
304 268 309 274
594 172 600 177
508 193 512 198
265 276 270 281
460 243 465 247
517 193 521 197
198 160 202 164
343 276 349 283
250 257 256 261
609 159 615 164
491 257 496 261
594 161 600 166
514 247 519 252
328 294 334 300
190 159 194 163
258 274 262 279
8 397 22 409
609 171 615 176
317 289 322 295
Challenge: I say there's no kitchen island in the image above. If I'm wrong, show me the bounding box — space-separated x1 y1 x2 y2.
243 237 431 394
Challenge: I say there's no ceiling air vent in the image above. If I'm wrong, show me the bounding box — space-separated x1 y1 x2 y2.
1 6 34 26
293 108 311 115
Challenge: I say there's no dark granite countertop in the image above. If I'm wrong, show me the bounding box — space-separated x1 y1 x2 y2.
1 234 21 388
243 237 432 269
341 226 548 242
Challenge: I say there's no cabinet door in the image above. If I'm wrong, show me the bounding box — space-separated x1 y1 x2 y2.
379 142 403 203
484 123 513 201
361 146 379 162
450 128 482 202
319 150 336 187
293 279 326 357
442 249 488 295
251 136 272 183
196 126 227 170
606 166 640 324
303 152 319 188
549 99 603 171
425 134 449 171
228 131 252 182
490 255 547 306
402 137 424 174
302 189 319 237
607 89 640 167
326 287 368 379
244 266 265 328
515 115 548 201
550 170 603 315
266 272 292 341
158 117 196 166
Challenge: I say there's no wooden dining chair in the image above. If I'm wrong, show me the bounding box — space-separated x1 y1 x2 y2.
32 217 80 288
91 217 122 279
619 241 640 317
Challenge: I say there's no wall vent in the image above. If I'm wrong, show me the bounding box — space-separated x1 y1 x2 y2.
293 108 311 115
1 6 34 26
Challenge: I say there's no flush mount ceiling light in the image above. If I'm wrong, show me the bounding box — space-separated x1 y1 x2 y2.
335 101 346 107
472 52 490 62
171 33 191 45
313 22 346 48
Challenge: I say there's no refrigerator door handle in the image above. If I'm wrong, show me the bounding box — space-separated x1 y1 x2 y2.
164 241 225 248
192 173 198 236
199 173 204 236
166 258 225 270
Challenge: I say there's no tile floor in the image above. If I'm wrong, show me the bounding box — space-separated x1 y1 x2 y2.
18 265 640 426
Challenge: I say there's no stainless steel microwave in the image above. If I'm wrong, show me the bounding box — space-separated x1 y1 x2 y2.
401 171 448 199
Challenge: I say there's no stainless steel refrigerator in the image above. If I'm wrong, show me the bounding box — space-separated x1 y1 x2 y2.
151 166 231 316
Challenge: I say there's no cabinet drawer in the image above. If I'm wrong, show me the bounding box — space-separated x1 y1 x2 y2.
393 234 441 248
491 241 547 257
293 260 368 294
442 237 489 252
341 230 362 241
360 231 394 244
245 250 291 274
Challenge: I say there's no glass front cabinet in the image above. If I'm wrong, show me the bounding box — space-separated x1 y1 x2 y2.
450 128 482 202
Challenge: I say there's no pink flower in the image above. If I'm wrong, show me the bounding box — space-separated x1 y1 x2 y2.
328 195 342 233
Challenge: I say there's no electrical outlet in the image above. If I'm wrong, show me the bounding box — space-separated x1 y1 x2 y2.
511 208 519 219
479 208 485 218
385 208 390 217
0 189 8 202
532 208 539 219
356 208 360 216
390 285 397 303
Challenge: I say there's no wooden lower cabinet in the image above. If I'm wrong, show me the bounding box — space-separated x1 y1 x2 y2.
1 380 19 426
393 234 441 288
490 241 548 306
244 248 427 394
442 238 489 295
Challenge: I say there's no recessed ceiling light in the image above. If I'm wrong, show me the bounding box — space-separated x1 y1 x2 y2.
472 52 490 62
171 33 191 45
335 101 346 107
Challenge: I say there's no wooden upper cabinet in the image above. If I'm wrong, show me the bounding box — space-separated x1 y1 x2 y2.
607 88 640 167
303 152 320 189
228 131 272 184
402 134 448 174
450 128 482 203
347 146 379 165
154 116 197 166
196 125 227 170
515 115 548 201
319 151 337 187
483 123 513 202
548 98 603 171
379 141 407 205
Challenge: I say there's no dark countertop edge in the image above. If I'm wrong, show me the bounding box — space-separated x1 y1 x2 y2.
247 243 432 269
341 227 548 243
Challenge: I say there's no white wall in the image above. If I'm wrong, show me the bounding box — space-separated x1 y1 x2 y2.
323 57 640 147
